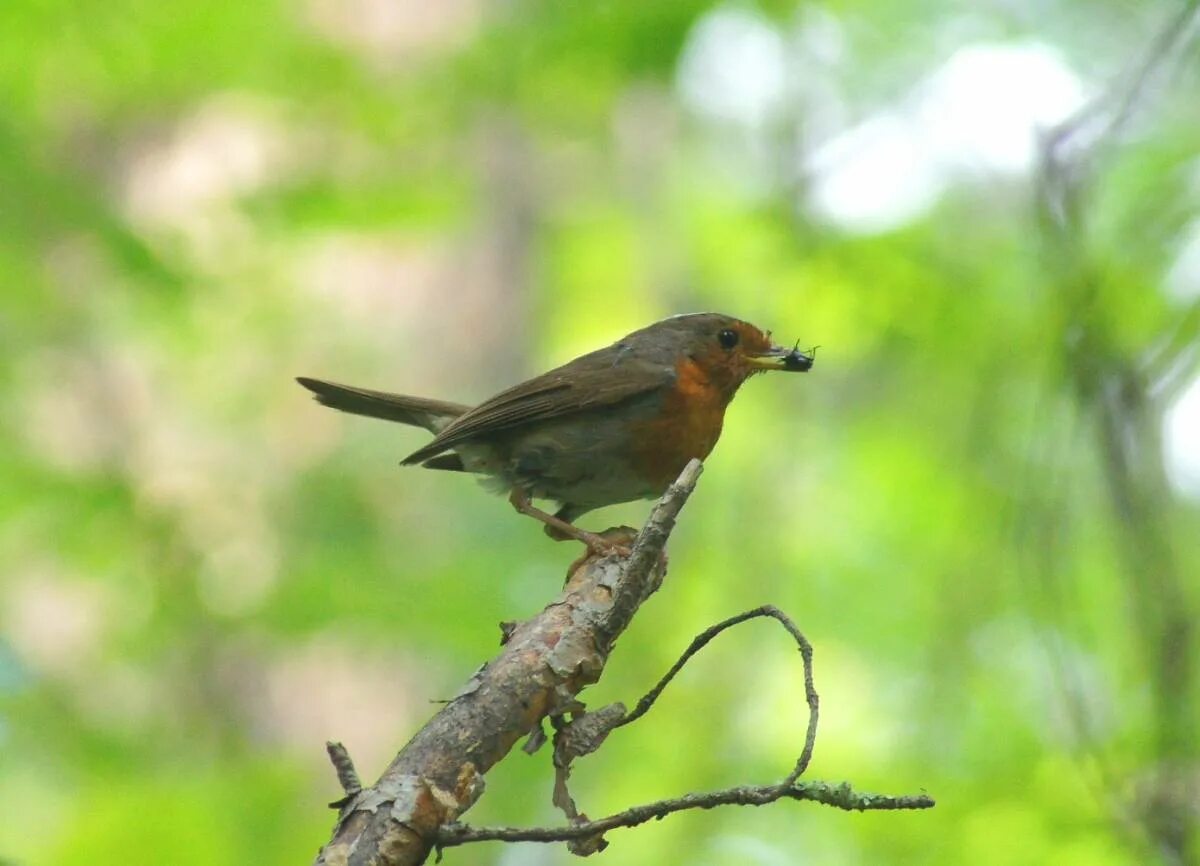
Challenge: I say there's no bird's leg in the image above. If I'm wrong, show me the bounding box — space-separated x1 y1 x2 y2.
543 506 575 543
507 489 629 557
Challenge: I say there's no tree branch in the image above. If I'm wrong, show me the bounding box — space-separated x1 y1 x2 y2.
533 604 824 856
435 604 931 856
312 460 702 866
311 459 933 865
436 780 934 850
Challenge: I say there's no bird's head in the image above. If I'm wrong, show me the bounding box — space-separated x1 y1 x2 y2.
633 313 814 398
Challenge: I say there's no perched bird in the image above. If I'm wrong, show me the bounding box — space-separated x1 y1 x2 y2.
298 312 813 552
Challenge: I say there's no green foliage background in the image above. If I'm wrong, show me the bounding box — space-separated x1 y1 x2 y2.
1 1 1198 864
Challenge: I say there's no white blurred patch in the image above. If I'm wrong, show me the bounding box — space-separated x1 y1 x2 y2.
790 6 850 149
118 95 301 268
21 350 125 474
677 8 1088 234
806 112 946 234
1164 373 1200 498
806 41 1086 232
3 567 111 675
676 6 787 129
122 95 290 228
917 42 1087 174
1165 218 1200 303
226 632 436 773
305 0 481 64
298 232 451 324
130 418 282 617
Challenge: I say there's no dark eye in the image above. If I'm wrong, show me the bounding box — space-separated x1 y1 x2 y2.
717 328 739 349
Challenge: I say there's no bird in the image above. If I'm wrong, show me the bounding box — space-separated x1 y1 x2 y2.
298 312 813 553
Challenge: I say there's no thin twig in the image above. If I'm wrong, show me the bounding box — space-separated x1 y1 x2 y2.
435 605 923 855
436 780 934 848
542 605 819 851
325 741 362 800
616 605 819 785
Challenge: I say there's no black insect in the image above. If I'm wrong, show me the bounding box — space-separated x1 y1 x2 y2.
783 341 818 372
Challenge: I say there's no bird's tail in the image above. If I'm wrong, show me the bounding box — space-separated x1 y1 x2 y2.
296 377 468 434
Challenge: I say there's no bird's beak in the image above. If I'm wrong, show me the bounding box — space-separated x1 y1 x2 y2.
747 344 815 372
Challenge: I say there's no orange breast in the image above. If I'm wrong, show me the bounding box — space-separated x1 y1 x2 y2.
630 358 728 489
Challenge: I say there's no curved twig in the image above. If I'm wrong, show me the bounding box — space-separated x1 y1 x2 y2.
616 605 818 784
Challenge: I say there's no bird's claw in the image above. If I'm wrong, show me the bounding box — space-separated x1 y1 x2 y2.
580 526 637 559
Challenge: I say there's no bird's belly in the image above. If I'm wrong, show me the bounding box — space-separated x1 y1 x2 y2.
460 403 665 511
534 465 655 512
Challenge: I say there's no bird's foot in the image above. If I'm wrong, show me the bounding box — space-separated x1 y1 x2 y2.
563 527 637 575
554 524 635 558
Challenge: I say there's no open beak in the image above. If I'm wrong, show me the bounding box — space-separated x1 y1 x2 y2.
747 344 815 372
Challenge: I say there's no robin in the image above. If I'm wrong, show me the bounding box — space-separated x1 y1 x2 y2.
298 312 813 553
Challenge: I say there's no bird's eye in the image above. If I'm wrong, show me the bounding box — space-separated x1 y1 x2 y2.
718 328 739 349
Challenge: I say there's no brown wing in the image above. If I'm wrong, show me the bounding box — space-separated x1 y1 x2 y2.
400 349 674 465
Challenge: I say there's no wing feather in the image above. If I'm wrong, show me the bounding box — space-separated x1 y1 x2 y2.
400 352 673 465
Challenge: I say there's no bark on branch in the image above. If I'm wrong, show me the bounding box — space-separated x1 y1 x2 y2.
436 780 934 849
311 459 932 866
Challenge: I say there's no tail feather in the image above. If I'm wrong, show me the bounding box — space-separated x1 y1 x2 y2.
421 453 466 472
297 377 468 433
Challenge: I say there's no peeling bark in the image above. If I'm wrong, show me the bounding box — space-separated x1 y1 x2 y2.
313 461 701 866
